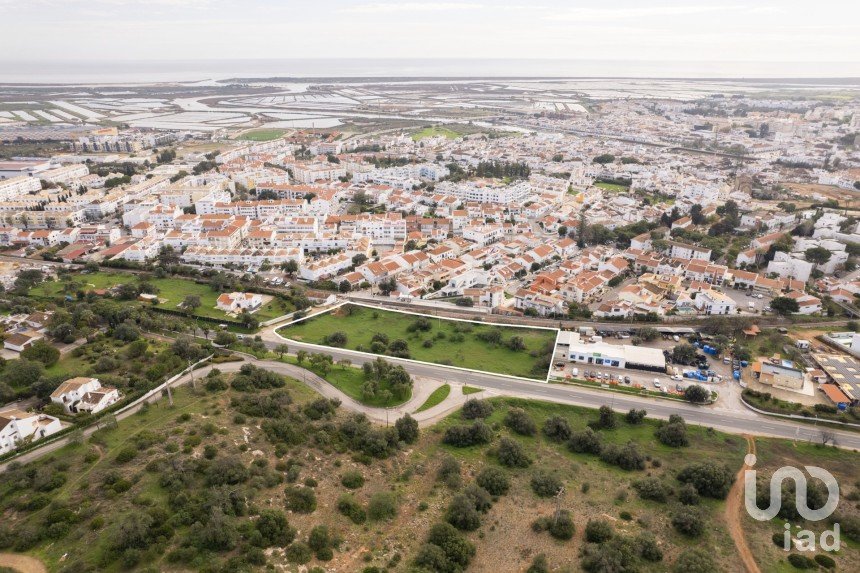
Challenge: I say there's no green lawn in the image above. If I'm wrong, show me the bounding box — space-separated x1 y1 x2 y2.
237 128 288 141
278 304 557 379
29 271 292 323
462 385 483 395
411 126 463 141
416 384 451 412
595 181 630 192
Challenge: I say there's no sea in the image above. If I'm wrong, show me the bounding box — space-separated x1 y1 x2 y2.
1 59 860 85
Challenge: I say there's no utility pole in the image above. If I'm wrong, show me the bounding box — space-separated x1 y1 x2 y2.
188 359 196 391
553 485 565 525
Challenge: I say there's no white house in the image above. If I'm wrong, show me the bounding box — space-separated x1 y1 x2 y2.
3 331 43 353
693 290 737 315
216 292 264 314
50 377 120 414
0 408 63 455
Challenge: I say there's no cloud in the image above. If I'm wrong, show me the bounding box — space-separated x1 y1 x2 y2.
341 2 486 14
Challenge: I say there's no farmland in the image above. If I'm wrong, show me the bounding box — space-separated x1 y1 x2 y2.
278 304 557 379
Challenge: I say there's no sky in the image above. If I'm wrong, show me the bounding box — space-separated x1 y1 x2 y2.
0 0 858 68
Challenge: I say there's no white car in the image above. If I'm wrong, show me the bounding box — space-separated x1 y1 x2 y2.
671 374 683 381
653 379 661 388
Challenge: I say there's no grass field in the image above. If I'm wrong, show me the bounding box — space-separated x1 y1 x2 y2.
416 384 450 412
278 304 557 379
28 271 292 323
237 128 288 141
231 343 411 408
595 181 630 192
411 126 464 141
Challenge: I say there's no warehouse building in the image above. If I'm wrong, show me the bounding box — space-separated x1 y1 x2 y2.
557 331 666 373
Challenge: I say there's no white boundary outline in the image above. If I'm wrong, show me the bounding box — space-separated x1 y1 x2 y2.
273 300 560 383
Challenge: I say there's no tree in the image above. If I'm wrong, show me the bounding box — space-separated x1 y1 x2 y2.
368 491 398 521
684 384 710 404
568 428 602 454
338 280 351 293
596 405 617 429
378 277 398 296
462 398 494 419
255 510 296 547
671 343 698 364
655 414 689 447
20 340 60 367
274 343 289 359
504 407 537 436
281 259 299 276
542 415 572 442
625 409 647 425
5 359 44 386
182 294 201 313
770 296 800 315
394 414 419 444
415 523 475 572
633 477 670 502
805 246 832 267
593 153 615 165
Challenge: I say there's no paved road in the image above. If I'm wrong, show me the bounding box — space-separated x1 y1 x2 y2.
266 328 860 450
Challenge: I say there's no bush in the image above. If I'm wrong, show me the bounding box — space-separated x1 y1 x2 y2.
530 470 563 498
636 532 663 562
368 492 398 521
115 447 137 464
679 483 701 505
286 541 312 564
497 437 531 468
461 398 494 419
625 409 646 424
595 405 617 429
549 511 575 540
341 470 365 489
527 554 550 573
463 483 492 513
633 477 670 502
253 510 295 548
677 461 735 499
599 442 646 471
284 487 317 513
437 455 462 489
414 523 475 572
655 415 689 447
308 525 331 553
445 494 481 531
504 407 537 436
673 548 716 573
814 554 836 569
568 428 602 454
542 416 572 442
337 494 367 524
584 519 613 543
787 554 817 570
476 467 509 496
443 421 493 447
671 508 705 537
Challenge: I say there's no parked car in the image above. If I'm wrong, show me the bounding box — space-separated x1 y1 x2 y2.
623 375 631 384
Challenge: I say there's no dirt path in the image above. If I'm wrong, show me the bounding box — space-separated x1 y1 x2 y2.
0 554 47 573
725 436 761 573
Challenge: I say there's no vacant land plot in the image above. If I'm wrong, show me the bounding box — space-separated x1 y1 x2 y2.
595 181 630 192
29 271 292 323
279 304 557 379
1 371 855 573
411 125 464 141
237 128 288 141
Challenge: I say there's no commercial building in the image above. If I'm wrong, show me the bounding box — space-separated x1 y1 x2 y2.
557 331 666 372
